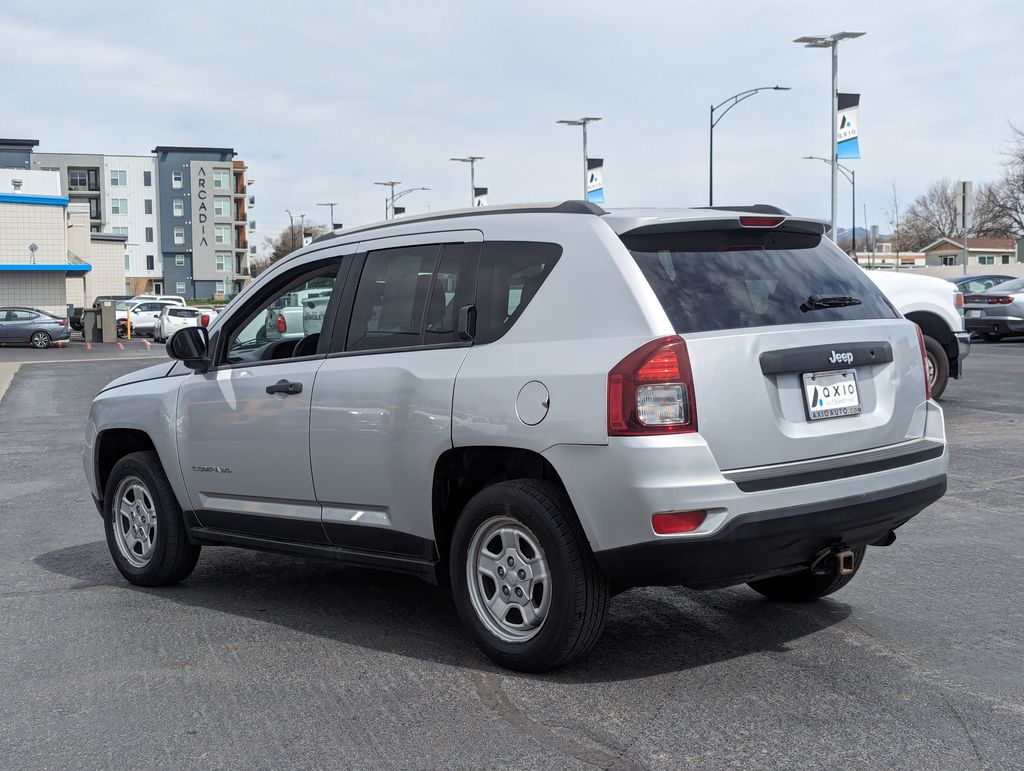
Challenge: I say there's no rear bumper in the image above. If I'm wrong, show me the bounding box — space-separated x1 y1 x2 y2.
593 476 945 588
966 316 1024 335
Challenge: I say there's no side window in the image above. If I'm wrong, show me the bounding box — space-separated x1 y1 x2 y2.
346 246 440 351
222 262 340 365
424 243 478 345
474 241 562 344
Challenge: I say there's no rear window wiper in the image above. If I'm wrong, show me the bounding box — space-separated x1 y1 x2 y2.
800 294 862 313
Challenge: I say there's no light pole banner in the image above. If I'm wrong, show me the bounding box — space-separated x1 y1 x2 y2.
586 158 605 204
392 205 406 218
837 93 860 159
473 187 488 207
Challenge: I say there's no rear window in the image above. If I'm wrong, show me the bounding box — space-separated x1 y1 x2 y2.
622 228 898 333
168 308 195 318
475 241 562 344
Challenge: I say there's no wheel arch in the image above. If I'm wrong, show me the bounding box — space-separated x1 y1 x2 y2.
95 428 159 509
432 446 574 562
905 310 956 358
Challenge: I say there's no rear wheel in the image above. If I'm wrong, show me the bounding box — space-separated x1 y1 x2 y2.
922 334 949 399
103 450 200 586
748 546 866 602
30 331 51 349
450 479 610 672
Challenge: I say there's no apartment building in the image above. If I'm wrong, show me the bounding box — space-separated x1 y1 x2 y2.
1 138 253 300
154 147 251 299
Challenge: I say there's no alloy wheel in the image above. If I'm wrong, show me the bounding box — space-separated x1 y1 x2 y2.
30 331 50 349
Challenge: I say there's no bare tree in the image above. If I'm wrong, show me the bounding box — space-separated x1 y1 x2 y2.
254 221 329 275
991 123 1024 236
886 180 907 258
900 178 1009 250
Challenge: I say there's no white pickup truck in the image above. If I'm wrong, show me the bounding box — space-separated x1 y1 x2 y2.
865 270 970 399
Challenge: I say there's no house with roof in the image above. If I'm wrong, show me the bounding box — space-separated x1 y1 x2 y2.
921 237 1020 269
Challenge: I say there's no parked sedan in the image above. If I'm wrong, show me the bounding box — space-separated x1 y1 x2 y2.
948 274 1015 294
153 305 217 343
964 278 1024 341
0 307 71 349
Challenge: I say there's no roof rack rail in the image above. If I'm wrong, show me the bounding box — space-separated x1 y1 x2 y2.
695 204 791 216
312 200 606 245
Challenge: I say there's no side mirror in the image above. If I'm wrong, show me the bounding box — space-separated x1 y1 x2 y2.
168 326 210 371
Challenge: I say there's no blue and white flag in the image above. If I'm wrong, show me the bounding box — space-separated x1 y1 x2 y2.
586 158 604 204
837 93 860 160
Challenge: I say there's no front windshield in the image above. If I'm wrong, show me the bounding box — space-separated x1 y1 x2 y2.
116 302 132 310
989 278 1024 293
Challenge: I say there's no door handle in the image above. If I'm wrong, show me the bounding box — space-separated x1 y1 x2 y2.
266 380 303 395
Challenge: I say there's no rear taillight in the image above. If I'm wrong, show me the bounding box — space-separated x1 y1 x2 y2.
652 510 707 534
987 296 1012 305
56 319 68 326
954 292 964 313
276 314 286 333
608 336 696 436
200 314 210 327
915 325 932 401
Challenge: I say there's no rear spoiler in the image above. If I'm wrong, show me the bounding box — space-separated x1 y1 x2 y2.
618 217 828 238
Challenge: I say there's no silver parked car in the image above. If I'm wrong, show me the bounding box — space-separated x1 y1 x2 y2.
0 307 71 348
84 202 947 671
964 277 1024 341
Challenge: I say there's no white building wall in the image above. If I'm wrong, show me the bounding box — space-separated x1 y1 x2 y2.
103 155 160 283
0 201 67 266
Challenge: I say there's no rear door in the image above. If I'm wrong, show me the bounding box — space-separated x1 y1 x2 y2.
310 231 481 555
622 221 926 470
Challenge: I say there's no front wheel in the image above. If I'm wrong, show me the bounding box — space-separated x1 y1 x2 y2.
449 480 610 672
922 334 949 399
103 451 200 586
30 331 51 349
748 546 866 602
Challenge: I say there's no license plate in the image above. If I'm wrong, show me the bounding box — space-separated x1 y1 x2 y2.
966 310 982 318
802 370 861 421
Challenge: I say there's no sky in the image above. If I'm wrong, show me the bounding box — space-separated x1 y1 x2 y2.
2 0 1022 249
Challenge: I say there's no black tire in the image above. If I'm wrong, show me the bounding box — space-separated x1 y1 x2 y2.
449 479 610 672
981 332 1003 342
748 546 866 602
30 331 51 349
922 334 949 399
103 450 200 586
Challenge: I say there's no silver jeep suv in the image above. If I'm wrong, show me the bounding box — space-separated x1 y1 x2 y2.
84 202 947 671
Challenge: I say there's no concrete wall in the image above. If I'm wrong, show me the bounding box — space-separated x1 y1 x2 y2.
0 202 66 265
0 168 62 196
0 272 68 316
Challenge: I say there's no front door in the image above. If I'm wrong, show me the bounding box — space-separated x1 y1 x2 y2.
310 234 480 557
176 257 346 542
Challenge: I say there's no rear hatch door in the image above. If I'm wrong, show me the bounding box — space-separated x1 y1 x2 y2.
621 218 928 470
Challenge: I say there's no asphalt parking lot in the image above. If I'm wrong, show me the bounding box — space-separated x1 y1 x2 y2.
1 340 1022 769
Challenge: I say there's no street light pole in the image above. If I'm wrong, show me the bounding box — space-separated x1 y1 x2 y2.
373 181 401 219
557 117 602 199
285 209 295 251
803 155 856 252
317 202 339 230
709 86 790 206
299 214 306 246
450 156 484 207
794 31 865 240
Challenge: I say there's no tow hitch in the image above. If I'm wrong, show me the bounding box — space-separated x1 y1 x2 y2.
809 547 856 576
